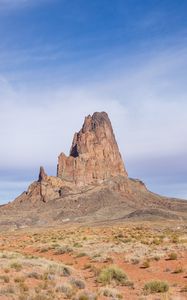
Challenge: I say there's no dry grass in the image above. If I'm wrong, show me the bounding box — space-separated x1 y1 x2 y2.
143 280 169 294
0 222 186 299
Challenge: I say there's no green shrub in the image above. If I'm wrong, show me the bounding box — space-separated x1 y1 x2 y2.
144 280 169 294
14 276 25 283
171 235 179 244
131 258 140 265
56 283 74 298
78 292 97 300
83 263 92 270
54 245 72 255
47 264 71 276
10 262 22 271
4 268 10 273
0 275 10 283
100 287 122 298
63 266 71 277
141 260 150 268
19 282 29 292
124 280 134 288
76 252 86 258
97 265 127 285
152 238 161 245
70 278 85 289
73 242 82 248
168 252 177 260
153 256 160 261
173 266 183 273
27 271 41 279
40 247 50 253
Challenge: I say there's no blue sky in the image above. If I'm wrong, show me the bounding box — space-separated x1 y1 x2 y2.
0 0 187 203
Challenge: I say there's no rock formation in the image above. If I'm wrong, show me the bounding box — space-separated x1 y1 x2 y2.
2 111 187 227
38 166 47 182
11 112 130 205
57 112 127 186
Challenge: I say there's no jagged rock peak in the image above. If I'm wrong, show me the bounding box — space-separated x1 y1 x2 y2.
38 166 47 182
57 111 128 186
70 112 114 157
81 112 111 134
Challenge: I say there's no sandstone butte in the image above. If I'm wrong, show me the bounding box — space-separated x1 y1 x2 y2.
13 111 135 205
57 112 127 185
3 111 187 225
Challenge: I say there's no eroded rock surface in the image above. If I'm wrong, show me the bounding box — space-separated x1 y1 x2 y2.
4 110 186 227
57 112 127 186
10 112 130 206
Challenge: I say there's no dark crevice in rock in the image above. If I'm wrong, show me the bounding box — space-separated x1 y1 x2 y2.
70 144 79 158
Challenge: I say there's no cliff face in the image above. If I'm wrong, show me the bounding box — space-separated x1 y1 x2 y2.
10 111 130 206
57 112 127 186
11 112 129 205
3 110 186 228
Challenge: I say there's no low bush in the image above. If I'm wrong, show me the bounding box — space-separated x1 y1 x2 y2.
97 265 128 285
19 282 29 292
10 262 22 271
76 252 86 258
47 264 71 277
0 275 10 283
173 265 183 273
152 238 161 245
144 280 169 294
54 245 73 255
141 260 150 268
100 287 122 298
27 271 41 279
70 278 85 289
131 258 140 265
14 276 25 283
77 291 97 300
153 256 160 261
168 252 177 260
56 283 74 298
171 235 179 244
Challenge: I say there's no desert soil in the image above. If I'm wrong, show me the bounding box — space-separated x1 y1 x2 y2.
0 221 186 300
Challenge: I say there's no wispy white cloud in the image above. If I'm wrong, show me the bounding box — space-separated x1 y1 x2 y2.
0 38 187 202
0 44 187 163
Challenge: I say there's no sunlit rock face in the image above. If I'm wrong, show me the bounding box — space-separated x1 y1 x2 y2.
11 112 130 206
57 112 128 186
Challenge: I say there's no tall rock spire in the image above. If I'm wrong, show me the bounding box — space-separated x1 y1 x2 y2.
57 112 127 186
38 166 47 182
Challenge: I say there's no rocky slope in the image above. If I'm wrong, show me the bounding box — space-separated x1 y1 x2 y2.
0 111 187 229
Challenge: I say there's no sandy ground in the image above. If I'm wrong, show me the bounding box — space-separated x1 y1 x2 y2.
0 221 186 300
